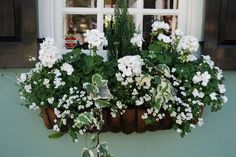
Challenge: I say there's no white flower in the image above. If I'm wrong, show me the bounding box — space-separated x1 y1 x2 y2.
176 129 182 133
47 97 54 104
17 73 27 83
171 68 176 73
201 71 211 86
61 63 74 75
84 29 107 49
174 29 184 37
157 34 172 43
141 113 148 119
192 71 211 86
132 88 138 96
135 97 144 106
24 84 32 93
198 118 204 126
118 55 144 77
187 54 197 62
53 77 65 88
202 55 214 68
177 35 199 52
116 101 123 109
192 89 205 98
218 84 226 93
210 92 217 100
53 124 60 132
130 33 144 48
192 72 202 84
221 96 228 103
43 78 50 88
74 139 79 143
29 103 39 110
151 21 170 32
215 67 223 80
39 38 62 68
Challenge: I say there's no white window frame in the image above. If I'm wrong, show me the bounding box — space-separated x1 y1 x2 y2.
38 0 205 49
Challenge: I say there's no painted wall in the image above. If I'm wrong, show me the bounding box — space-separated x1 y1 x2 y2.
0 69 236 157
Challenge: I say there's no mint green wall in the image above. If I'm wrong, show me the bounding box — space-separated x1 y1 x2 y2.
0 69 236 157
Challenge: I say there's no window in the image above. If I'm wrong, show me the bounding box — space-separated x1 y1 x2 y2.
39 0 204 51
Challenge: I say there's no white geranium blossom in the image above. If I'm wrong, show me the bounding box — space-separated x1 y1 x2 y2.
151 21 170 32
130 33 144 48
38 38 62 68
177 35 199 52
187 54 197 62
61 63 74 75
118 55 144 77
174 29 184 37
84 29 107 49
157 34 172 43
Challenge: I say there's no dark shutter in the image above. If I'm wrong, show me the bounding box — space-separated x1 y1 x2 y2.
0 0 37 68
204 0 236 70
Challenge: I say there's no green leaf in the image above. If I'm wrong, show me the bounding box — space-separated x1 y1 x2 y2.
82 148 94 157
75 112 93 129
97 142 108 156
68 130 78 142
91 134 98 144
92 74 103 86
95 100 110 108
48 132 64 139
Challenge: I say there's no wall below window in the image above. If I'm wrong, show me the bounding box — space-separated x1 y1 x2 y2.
0 69 235 157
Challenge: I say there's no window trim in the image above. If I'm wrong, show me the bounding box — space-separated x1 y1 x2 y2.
38 0 204 49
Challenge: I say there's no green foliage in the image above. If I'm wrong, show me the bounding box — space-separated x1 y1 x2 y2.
106 0 139 60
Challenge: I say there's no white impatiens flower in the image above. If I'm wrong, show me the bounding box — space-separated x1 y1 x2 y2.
202 55 214 68
201 71 211 86
117 55 144 77
151 21 170 32
192 71 211 86
198 118 204 126
17 73 27 83
221 96 228 103
157 34 172 43
177 35 199 52
209 92 217 100
61 63 74 75
192 72 202 84
84 29 107 49
29 103 39 110
215 67 223 80
130 33 144 48
47 97 55 104
218 84 226 93
24 84 32 93
192 89 204 98
38 38 62 68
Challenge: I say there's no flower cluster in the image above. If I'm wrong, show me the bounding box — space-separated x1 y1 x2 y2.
39 38 62 68
17 18 227 157
130 33 144 48
84 29 108 49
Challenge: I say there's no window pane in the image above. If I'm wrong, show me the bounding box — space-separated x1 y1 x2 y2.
65 0 97 8
64 14 97 49
144 0 179 9
104 0 137 8
142 15 178 49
